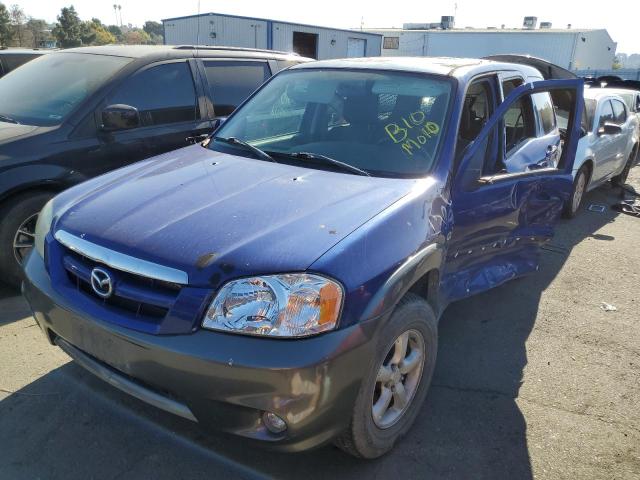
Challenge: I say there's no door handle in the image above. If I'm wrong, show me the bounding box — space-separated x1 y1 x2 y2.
186 134 209 144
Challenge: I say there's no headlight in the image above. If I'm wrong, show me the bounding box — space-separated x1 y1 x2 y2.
202 274 343 338
34 199 55 258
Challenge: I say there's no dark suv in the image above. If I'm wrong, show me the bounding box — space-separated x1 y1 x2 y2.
0 45 309 286
0 48 47 77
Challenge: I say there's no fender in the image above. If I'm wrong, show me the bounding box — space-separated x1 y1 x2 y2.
0 164 88 204
361 242 444 321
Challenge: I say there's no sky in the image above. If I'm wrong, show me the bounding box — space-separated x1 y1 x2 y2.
13 0 640 53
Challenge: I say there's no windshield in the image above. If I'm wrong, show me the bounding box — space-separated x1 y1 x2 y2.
211 69 453 177
0 52 132 126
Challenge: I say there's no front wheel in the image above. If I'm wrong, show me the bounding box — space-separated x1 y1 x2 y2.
334 293 438 458
0 191 54 287
563 165 589 219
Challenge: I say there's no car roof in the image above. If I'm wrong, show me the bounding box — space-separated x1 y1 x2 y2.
583 88 630 101
63 44 308 62
290 56 541 79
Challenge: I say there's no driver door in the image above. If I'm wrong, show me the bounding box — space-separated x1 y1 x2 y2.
442 78 584 302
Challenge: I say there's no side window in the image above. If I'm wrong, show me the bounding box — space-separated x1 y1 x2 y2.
204 61 270 116
2 54 35 72
457 80 494 152
532 92 556 134
109 62 198 127
503 95 536 154
611 100 626 124
599 101 615 128
502 78 524 100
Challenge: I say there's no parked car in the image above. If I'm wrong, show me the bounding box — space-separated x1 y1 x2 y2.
0 45 309 286
0 48 47 77
563 88 639 217
584 77 640 146
23 57 584 458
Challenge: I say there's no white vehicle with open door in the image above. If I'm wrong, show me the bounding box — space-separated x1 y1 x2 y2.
485 55 639 217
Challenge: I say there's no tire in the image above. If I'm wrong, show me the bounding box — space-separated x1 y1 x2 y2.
563 164 589 219
0 191 54 287
611 148 637 187
334 293 438 458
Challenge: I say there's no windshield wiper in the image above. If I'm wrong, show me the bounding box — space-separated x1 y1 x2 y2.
272 151 371 177
0 113 19 124
213 136 276 163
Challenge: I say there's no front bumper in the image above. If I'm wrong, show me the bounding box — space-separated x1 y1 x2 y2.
22 252 378 452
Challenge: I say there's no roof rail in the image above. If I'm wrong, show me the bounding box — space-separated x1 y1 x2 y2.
173 45 299 56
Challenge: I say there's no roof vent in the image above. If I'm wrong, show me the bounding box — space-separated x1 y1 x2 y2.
441 16 455 30
523 16 537 30
540 22 552 29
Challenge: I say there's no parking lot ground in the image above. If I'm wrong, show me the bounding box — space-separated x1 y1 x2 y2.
1 167 639 480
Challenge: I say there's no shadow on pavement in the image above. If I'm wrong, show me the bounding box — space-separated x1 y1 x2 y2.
0 183 628 479
0 283 28 326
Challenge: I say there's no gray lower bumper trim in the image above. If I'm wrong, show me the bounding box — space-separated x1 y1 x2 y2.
55 337 197 422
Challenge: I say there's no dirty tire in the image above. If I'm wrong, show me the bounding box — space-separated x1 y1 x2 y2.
334 293 438 459
563 165 589 219
611 147 637 187
0 191 53 287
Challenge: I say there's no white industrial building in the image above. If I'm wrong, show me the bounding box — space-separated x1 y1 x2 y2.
162 13 382 60
367 17 616 71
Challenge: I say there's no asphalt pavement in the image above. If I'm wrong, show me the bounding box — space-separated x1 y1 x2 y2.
1 168 639 480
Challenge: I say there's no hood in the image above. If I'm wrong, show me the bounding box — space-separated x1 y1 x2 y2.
483 54 576 80
0 122 39 143
56 145 419 286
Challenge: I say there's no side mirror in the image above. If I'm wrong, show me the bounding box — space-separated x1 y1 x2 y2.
101 104 140 131
598 122 622 136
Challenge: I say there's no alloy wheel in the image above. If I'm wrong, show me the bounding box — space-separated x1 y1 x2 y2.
572 171 586 214
372 329 425 429
13 213 38 265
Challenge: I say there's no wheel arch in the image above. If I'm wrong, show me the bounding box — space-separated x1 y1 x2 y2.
361 243 444 322
580 158 594 185
0 180 66 209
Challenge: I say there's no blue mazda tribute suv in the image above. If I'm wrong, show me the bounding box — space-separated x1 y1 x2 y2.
23 56 583 458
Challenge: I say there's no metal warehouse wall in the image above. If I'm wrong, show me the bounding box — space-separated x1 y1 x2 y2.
164 14 268 49
163 13 382 59
271 23 381 59
368 29 615 70
571 30 616 71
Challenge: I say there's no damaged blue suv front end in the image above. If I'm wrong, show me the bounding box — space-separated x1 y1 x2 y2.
23 57 584 457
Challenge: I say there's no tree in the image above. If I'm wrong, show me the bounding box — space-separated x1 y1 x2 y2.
143 20 162 37
87 18 115 45
0 3 12 46
24 17 48 48
107 24 122 41
8 4 25 46
612 56 623 70
52 6 82 48
123 28 151 45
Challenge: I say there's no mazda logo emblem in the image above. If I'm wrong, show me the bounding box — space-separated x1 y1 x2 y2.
90 267 113 299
